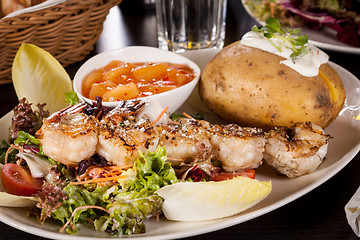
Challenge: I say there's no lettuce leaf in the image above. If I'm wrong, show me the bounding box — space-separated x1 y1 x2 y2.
94 191 163 235
64 91 80 105
48 147 178 235
124 147 179 192
51 184 110 234
1 131 43 164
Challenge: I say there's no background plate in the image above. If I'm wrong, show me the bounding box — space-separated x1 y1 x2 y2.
241 0 360 54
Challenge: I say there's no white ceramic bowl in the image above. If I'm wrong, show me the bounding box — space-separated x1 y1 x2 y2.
73 46 201 114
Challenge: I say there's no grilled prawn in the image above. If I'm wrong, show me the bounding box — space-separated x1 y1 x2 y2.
96 100 160 167
36 103 99 166
158 118 213 162
263 122 330 178
158 118 265 172
210 124 265 172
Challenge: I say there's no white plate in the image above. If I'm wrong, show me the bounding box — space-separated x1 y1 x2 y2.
241 0 360 54
0 49 359 240
305 27 360 54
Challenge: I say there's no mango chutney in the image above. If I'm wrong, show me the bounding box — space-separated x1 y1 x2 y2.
82 60 196 102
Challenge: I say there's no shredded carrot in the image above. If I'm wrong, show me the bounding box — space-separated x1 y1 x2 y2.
70 174 127 185
76 174 82 182
169 119 179 125
73 165 128 186
5 144 23 164
88 167 104 179
107 166 122 170
182 112 194 119
152 106 169 125
102 171 124 177
6 148 14 164
167 157 184 162
270 2 275 17
59 205 109 233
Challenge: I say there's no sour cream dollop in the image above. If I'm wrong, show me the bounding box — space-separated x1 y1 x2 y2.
240 31 329 77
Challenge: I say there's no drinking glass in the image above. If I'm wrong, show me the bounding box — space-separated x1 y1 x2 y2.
155 0 227 52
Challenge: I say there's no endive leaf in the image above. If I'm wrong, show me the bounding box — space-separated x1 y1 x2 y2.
156 176 272 221
12 43 73 113
0 192 39 207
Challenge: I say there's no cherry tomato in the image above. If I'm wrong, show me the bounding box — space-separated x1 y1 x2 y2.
1 163 43 196
211 169 256 181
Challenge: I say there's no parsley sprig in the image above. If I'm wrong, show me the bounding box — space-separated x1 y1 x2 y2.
252 17 311 60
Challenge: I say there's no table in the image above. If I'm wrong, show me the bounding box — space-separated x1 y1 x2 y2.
0 0 359 239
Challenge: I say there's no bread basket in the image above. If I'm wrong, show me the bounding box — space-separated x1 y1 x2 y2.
0 0 123 85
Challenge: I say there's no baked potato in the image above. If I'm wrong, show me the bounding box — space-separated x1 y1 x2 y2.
199 41 346 130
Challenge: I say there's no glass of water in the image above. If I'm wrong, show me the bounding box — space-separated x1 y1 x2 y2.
155 0 227 52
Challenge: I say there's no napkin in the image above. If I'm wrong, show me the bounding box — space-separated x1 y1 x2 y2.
2 0 67 19
345 186 360 237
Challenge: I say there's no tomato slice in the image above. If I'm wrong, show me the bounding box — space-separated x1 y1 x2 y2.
1 163 43 196
211 169 256 181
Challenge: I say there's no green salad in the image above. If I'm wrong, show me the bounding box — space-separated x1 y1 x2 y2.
2 128 178 235
0 98 179 235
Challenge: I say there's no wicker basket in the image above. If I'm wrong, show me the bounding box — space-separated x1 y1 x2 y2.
0 0 123 85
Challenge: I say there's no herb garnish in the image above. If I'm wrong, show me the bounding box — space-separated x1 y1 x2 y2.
252 17 311 60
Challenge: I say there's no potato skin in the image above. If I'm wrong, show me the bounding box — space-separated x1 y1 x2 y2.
199 41 346 130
